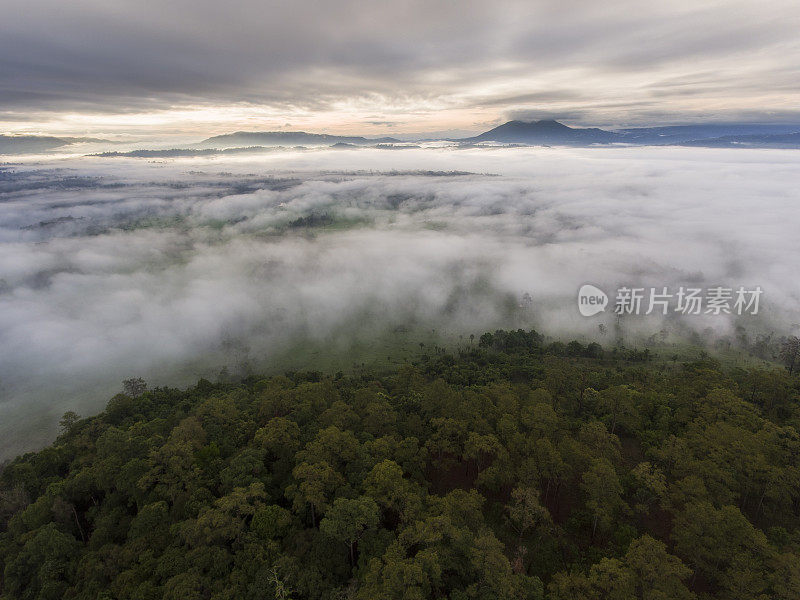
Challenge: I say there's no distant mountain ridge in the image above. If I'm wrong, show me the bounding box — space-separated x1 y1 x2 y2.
0 135 110 154
94 146 283 158
7 123 800 157
459 120 800 147
198 131 401 148
680 132 800 148
618 124 800 145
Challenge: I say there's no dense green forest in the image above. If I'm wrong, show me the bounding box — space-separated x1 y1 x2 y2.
2 330 800 600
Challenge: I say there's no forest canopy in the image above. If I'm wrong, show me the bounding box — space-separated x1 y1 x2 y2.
1 331 799 600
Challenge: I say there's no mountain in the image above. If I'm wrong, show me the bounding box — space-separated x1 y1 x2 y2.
0 135 110 154
462 120 800 147
617 124 800 145
459 119 620 145
198 131 401 148
94 146 288 158
679 132 800 149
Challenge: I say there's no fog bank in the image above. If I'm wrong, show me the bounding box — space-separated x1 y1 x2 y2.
1 145 798 458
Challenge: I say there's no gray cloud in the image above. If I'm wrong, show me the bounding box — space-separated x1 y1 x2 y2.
2 0 800 130
473 90 586 108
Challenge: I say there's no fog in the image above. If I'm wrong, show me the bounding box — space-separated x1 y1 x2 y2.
1 145 799 458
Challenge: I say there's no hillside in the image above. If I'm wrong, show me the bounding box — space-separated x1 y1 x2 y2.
1 330 799 599
198 131 401 148
0 136 109 154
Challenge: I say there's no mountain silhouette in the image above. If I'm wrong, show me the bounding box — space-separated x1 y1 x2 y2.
460 120 620 145
0 135 110 154
198 131 400 148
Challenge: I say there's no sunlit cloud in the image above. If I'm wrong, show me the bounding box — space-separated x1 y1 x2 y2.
2 0 800 137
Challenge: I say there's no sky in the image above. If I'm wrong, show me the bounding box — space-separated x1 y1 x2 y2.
2 0 800 139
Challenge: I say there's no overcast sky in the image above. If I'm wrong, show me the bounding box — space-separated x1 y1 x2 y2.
2 0 800 138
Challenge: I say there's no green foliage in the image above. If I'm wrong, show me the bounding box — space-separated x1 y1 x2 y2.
1 330 799 599
319 496 379 564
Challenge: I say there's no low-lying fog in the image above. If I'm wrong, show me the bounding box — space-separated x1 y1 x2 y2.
1 145 799 458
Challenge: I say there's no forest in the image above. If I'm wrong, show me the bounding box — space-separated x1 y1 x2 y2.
1 330 799 600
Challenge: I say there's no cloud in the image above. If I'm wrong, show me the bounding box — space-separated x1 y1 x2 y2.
1 145 799 458
1 1 800 134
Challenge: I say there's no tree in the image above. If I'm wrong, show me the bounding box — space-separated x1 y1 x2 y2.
255 417 301 453
779 336 800 375
2 523 80 599
550 535 695 600
769 552 800 600
629 462 666 515
364 400 397 437
269 567 294 600
598 385 638 435
138 416 206 504
297 426 361 474
251 505 293 540
363 459 417 522
463 432 502 477
623 535 694 600
581 458 624 540
547 571 592 600
588 557 635 600
58 411 80 435
288 461 344 527
122 377 147 397
506 485 552 541
672 502 769 594
320 496 379 565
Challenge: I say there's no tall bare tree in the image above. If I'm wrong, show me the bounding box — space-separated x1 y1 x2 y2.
779 336 800 375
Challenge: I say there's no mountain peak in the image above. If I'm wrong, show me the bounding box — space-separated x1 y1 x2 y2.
532 119 569 128
502 119 569 129
464 119 616 145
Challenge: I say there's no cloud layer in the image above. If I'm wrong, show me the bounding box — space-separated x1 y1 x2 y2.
2 1 800 135
1 145 799 458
